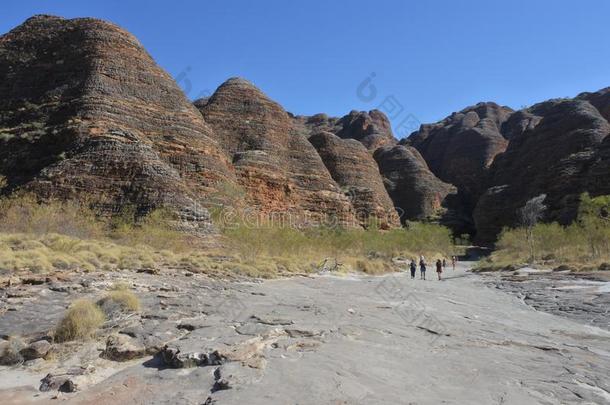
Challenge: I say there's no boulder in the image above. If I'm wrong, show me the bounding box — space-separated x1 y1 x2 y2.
20 339 51 360
103 334 147 361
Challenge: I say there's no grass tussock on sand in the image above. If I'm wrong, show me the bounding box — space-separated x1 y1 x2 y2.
479 194 610 271
0 193 457 278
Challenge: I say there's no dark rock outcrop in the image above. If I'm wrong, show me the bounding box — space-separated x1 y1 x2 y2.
405 102 513 205
373 145 456 222
334 109 397 151
308 131 400 228
0 15 237 234
474 99 610 243
197 78 357 226
578 87 610 122
295 109 397 151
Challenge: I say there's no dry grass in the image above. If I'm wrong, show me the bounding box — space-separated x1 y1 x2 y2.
54 299 106 342
98 289 140 312
0 337 26 365
0 193 458 278
219 221 456 274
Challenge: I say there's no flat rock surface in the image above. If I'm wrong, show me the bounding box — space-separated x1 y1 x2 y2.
1 263 609 404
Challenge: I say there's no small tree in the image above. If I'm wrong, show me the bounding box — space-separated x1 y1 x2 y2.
518 194 547 263
578 193 610 258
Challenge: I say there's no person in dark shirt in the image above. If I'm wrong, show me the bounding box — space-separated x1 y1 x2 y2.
419 256 426 280
409 259 417 279
436 259 443 281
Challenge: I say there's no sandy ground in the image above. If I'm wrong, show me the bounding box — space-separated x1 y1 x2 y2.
1 262 609 404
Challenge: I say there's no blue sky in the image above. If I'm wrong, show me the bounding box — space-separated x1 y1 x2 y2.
3 0 609 136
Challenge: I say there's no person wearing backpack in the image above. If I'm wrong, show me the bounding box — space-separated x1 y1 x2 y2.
409 259 417 279
419 256 426 280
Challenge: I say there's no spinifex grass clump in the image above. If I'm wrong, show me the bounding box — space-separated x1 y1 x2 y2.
98 284 141 313
55 299 106 342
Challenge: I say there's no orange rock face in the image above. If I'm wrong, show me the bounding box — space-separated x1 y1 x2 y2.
197 78 357 227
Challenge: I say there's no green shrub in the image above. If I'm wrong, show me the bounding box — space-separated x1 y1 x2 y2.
221 220 454 267
0 193 104 239
486 194 610 269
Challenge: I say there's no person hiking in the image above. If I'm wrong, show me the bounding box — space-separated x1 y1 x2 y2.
442 258 447 269
409 259 417 279
451 255 456 271
419 256 426 280
436 259 443 280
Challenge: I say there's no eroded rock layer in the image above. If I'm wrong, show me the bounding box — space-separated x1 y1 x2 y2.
473 99 610 243
295 109 397 151
373 145 456 222
404 102 513 206
0 15 238 233
197 78 357 226
308 131 400 228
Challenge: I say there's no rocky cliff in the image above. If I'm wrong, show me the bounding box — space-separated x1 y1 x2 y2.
373 145 456 222
308 131 400 228
0 15 238 234
295 109 397 151
1 14 608 242
473 98 610 242
196 77 357 226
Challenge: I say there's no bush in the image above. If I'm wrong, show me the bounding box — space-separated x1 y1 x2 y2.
0 337 26 365
98 289 140 313
0 193 104 239
109 207 190 251
220 220 455 269
485 194 610 269
55 299 106 342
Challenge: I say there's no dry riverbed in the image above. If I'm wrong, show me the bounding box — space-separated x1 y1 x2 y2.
1 263 609 404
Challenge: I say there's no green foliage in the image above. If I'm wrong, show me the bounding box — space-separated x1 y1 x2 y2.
487 193 610 269
221 220 455 269
109 206 188 251
0 192 457 277
0 193 104 239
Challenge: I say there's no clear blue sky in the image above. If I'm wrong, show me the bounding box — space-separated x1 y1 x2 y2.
3 0 610 135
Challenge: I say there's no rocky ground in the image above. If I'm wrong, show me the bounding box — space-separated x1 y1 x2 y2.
1 263 609 404
482 268 610 330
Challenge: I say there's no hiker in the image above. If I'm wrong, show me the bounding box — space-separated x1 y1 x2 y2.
442 258 447 269
451 255 456 271
419 255 426 280
436 259 443 280
409 259 417 279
